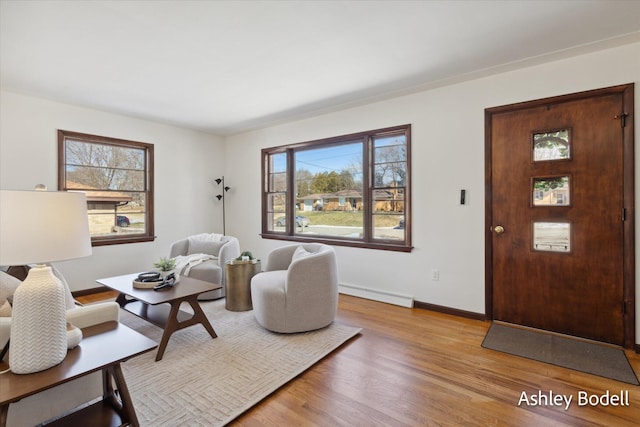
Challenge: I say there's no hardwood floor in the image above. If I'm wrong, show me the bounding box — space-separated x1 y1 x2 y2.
78 292 640 426
235 295 640 427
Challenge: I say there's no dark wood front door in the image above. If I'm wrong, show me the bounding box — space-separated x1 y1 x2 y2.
485 84 635 347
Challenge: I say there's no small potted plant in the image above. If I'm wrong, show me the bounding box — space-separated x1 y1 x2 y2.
235 251 255 263
154 257 177 278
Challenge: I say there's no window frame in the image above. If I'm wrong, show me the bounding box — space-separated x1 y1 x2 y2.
57 130 155 247
261 124 412 252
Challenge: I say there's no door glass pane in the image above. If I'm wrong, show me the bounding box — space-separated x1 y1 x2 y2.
533 222 571 252
533 129 570 161
533 176 570 206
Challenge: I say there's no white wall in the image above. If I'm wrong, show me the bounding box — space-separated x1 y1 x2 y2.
0 91 225 289
1 42 638 342
224 42 640 339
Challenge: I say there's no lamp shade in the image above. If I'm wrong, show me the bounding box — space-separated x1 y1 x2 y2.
0 189 92 265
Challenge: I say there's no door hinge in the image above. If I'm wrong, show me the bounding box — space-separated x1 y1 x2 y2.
622 207 626 221
622 301 627 315
614 113 629 128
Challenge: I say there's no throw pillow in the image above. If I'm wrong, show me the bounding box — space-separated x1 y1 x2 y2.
291 245 312 263
0 271 21 307
188 237 225 256
50 264 78 310
190 232 223 242
0 300 11 317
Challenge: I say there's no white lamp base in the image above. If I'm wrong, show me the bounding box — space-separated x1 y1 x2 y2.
9 266 67 374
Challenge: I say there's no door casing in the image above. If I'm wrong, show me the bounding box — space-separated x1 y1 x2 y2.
484 84 635 349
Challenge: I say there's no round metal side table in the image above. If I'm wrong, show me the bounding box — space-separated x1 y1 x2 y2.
224 259 261 311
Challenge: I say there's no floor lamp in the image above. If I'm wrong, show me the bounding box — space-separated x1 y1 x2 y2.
215 176 230 235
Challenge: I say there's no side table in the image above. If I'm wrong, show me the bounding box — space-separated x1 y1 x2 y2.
0 321 156 427
225 259 261 311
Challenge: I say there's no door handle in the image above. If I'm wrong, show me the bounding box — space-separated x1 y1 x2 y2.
493 225 505 235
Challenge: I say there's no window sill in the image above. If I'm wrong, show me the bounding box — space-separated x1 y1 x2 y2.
260 233 413 252
91 235 156 247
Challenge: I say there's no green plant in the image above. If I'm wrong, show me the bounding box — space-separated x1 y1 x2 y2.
235 251 254 261
153 257 176 271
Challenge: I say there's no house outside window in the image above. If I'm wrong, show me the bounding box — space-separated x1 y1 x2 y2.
262 124 411 252
58 130 154 246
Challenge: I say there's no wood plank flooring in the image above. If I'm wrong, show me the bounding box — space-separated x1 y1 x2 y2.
235 295 640 427
79 292 640 426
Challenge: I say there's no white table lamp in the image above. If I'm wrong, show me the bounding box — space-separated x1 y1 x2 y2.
0 187 92 374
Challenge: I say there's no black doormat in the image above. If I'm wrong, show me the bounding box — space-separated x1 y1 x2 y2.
482 323 639 385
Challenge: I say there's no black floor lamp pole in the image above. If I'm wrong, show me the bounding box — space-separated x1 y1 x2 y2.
215 176 230 235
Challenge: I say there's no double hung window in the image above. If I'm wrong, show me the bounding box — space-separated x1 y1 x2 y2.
262 124 411 252
58 130 154 246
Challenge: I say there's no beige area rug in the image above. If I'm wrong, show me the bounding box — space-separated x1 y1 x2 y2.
119 299 361 426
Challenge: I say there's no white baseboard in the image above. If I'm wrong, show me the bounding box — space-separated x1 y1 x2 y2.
338 283 414 308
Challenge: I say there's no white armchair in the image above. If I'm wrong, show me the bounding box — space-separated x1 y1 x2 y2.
250 243 338 333
1 266 120 427
169 234 241 300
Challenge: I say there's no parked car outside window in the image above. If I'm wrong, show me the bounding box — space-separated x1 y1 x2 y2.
117 215 130 227
276 215 310 227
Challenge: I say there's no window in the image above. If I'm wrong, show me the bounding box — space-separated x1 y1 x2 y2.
262 125 411 252
532 129 571 161
533 222 571 253
58 130 154 246
532 176 570 206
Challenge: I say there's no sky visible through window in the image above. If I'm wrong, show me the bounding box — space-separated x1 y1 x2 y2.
295 142 362 180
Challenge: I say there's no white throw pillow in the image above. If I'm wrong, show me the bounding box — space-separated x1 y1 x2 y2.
188 237 225 256
50 264 78 310
190 232 222 242
291 245 312 263
0 300 11 317
0 271 21 307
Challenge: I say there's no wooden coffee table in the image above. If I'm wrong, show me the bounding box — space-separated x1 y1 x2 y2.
96 273 222 361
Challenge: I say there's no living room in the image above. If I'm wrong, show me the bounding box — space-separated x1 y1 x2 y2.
1 1 640 425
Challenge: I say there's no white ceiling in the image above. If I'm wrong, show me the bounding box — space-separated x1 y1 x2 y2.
2 1 639 136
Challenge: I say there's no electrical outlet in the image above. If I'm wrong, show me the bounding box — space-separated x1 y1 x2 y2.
431 269 440 281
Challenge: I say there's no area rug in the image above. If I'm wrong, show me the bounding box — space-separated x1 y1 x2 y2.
482 323 639 385
119 300 361 426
